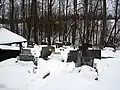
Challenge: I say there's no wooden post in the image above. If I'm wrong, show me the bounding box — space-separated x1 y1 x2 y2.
19 42 22 53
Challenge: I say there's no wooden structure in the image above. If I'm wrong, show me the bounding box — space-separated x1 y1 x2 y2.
0 47 20 62
0 28 27 61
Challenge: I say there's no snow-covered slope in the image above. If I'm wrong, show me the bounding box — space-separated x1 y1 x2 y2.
0 46 120 90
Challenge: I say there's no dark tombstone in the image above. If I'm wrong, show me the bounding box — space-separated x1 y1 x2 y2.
81 49 101 59
67 50 81 63
75 51 82 67
41 46 55 60
78 43 92 51
56 42 63 48
82 43 92 50
27 41 34 48
41 42 48 45
67 49 95 67
92 50 101 59
19 49 35 61
78 46 84 51
81 57 94 67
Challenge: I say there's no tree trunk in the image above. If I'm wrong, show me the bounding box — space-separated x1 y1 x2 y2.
72 0 77 46
31 0 38 44
59 0 61 42
1 1 5 25
40 0 44 44
65 0 68 43
47 0 52 45
10 0 15 32
100 0 106 46
22 0 26 38
83 0 88 44
114 0 119 44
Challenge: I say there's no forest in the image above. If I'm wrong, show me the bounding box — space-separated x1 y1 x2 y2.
0 0 120 47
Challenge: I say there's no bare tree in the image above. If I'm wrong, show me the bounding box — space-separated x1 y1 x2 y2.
72 0 77 45
31 0 38 44
9 0 15 32
100 0 107 46
22 0 26 38
114 0 119 44
47 0 53 45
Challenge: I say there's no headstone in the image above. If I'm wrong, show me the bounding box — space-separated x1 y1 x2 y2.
92 50 101 59
41 42 47 45
27 41 34 48
41 46 55 60
56 42 63 48
78 43 92 51
19 49 34 61
75 51 82 67
80 49 101 59
81 57 94 67
67 50 81 63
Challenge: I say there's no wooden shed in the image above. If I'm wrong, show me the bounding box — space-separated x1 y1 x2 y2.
0 28 27 61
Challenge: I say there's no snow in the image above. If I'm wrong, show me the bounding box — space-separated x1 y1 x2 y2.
0 28 27 44
23 45 41 57
0 45 20 50
0 46 120 90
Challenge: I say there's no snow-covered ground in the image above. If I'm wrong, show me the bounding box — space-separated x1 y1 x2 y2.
0 46 120 90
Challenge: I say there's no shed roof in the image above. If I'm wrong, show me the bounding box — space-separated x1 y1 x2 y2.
0 28 27 45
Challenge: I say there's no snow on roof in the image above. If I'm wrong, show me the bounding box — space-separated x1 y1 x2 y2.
0 28 27 44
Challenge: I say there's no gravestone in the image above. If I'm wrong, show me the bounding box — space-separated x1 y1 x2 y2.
41 46 55 60
27 41 34 48
41 42 47 45
81 57 94 67
67 50 81 63
92 50 101 59
19 49 34 61
79 49 101 59
67 50 96 67
55 42 63 48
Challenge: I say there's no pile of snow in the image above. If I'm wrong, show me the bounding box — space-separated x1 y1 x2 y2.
104 47 114 51
0 58 30 90
78 65 97 80
23 45 41 57
48 52 64 62
55 46 76 62
0 58 50 90
101 47 116 57
1 45 120 90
